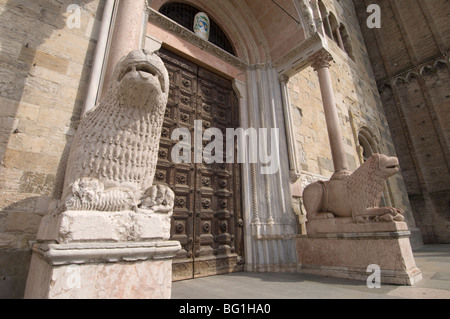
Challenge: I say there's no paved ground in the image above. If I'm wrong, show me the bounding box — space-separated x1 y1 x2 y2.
172 244 450 299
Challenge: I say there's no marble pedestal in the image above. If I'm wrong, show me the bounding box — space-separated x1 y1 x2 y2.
296 219 422 286
24 210 181 299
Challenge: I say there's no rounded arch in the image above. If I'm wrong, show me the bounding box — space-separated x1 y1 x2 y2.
318 0 328 18
358 127 380 162
434 59 448 69
406 71 420 82
393 76 408 86
327 12 341 48
328 12 338 30
433 59 448 67
318 0 333 39
378 82 391 94
420 64 433 75
339 23 354 60
358 127 391 207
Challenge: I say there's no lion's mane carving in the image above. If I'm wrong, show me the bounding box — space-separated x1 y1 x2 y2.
303 154 405 223
60 49 172 213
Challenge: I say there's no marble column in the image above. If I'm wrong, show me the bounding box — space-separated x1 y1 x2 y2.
310 50 350 178
101 0 147 97
279 75 302 182
232 79 254 273
82 0 116 116
324 15 334 41
335 27 345 51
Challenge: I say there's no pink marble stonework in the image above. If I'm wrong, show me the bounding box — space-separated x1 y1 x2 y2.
25 253 173 299
24 240 180 299
296 221 422 285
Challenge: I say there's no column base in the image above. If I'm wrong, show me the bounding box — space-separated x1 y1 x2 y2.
24 240 180 299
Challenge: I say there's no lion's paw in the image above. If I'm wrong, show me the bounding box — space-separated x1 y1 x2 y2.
139 184 175 214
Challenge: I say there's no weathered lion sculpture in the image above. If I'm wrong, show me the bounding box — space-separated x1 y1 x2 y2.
60 49 173 213
303 154 405 223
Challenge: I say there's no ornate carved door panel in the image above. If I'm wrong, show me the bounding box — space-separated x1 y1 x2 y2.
156 49 244 281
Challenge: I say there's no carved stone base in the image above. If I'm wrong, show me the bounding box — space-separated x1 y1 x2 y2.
296 222 422 286
37 210 172 244
25 209 180 298
24 241 180 299
306 217 410 235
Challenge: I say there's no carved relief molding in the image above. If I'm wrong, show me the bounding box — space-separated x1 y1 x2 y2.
273 32 324 74
300 171 328 190
377 51 449 89
295 0 317 37
147 8 249 71
309 48 334 71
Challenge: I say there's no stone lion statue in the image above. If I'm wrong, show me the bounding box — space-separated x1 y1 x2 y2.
60 49 173 213
303 154 405 223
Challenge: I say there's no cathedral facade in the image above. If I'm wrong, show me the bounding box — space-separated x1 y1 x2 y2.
0 0 447 298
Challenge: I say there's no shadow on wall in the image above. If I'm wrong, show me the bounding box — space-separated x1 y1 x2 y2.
0 0 103 298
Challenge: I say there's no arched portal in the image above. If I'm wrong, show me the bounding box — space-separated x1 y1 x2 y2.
146 0 317 277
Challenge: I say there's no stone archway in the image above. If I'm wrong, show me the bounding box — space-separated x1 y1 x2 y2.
146 0 321 274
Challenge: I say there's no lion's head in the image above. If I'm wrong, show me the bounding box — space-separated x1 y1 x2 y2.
375 154 400 178
110 49 169 111
345 153 400 209
347 153 400 185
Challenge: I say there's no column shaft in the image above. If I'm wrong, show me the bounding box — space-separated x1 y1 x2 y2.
101 0 147 96
324 16 334 40
311 51 349 176
335 27 345 51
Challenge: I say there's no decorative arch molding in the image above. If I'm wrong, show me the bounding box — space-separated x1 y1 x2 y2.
357 127 393 207
393 76 408 86
148 0 319 67
433 59 448 68
377 81 392 94
377 51 449 87
357 126 380 162
405 71 421 82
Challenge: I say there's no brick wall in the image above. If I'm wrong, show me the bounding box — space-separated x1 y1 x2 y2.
0 0 104 298
354 0 450 243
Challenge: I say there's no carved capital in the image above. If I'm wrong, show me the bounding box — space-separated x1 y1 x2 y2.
279 74 290 83
289 170 302 183
309 50 334 71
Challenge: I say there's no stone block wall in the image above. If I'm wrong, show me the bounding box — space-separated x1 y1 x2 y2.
0 0 104 298
288 0 418 236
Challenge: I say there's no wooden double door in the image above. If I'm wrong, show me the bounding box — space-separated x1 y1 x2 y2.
155 49 244 281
